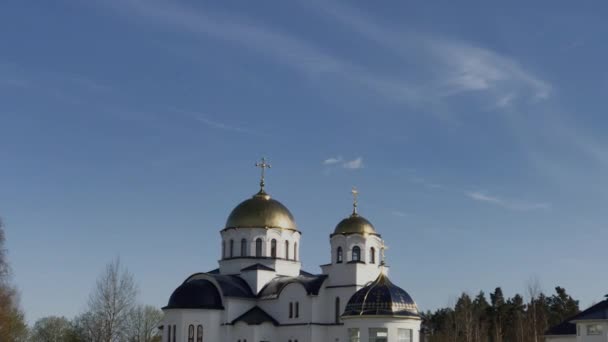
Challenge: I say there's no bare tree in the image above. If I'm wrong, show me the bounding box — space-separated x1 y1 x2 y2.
527 276 542 342
30 316 74 342
88 258 138 342
126 305 163 342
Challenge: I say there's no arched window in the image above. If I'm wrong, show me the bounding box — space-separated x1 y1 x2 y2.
196 325 203 342
166 325 171 342
229 239 234 258
352 246 361 262
255 238 262 257
289 302 293 318
285 240 290 260
335 297 340 323
294 242 298 261
240 238 247 257
221 241 225 259
295 301 299 318
337 247 343 263
172 325 176 342
188 325 194 342
271 239 277 258
370 247 376 264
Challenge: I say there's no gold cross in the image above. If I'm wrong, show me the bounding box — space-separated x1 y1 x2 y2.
351 186 359 215
255 157 271 191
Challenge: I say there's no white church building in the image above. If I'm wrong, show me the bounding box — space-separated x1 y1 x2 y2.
160 159 421 342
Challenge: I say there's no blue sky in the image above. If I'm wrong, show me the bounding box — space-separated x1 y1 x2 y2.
1 0 608 323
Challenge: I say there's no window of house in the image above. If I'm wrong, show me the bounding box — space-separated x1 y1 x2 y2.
229 239 234 258
172 325 176 342
222 241 226 259
335 297 340 323
255 238 262 257
285 240 289 259
271 239 277 258
369 328 388 342
337 247 343 263
196 325 202 342
370 247 376 264
167 325 171 342
587 324 603 335
289 302 293 318
398 328 412 342
348 328 361 342
352 246 361 262
188 325 194 342
240 238 247 256
294 242 298 261
295 302 299 318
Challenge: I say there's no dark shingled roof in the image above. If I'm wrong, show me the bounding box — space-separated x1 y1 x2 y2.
231 306 279 326
545 321 576 336
570 299 608 321
241 264 275 272
545 299 608 336
257 274 328 300
164 279 224 310
184 273 255 298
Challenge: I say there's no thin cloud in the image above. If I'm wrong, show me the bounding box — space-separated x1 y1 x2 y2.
306 0 551 107
343 157 364 169
391 210 408 217
323 156 343 165
171 108 254 134
466 191 550 211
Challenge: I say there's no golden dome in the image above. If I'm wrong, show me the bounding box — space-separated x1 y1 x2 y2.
225 191 297 230
332 213 378 236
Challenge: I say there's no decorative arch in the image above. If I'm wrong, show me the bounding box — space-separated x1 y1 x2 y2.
240 238 247 257
196 325 203 342
255 238 263 257
352 246 361 262
188 325 194 342
271 239 277 258
285 240 290 259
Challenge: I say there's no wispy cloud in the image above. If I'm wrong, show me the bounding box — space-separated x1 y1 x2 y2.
305 0 551 108
391 210 408 217
466 191 550 211
343 157 364 169
323 156 343 165
323 156 364 170
171 108 254 134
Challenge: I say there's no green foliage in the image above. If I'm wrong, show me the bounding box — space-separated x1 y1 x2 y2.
422 286 581 342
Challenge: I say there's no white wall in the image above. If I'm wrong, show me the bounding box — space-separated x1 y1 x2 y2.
342 317 422 342
576 321 608 342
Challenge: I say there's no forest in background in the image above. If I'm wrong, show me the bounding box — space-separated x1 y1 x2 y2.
421 285 582 342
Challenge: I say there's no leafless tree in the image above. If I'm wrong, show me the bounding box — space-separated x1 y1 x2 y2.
88 258 138 342
527 276 542 342
126 304 163 342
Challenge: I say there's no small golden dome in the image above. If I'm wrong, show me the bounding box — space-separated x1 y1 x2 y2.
225 191 297 230
333 213 378 236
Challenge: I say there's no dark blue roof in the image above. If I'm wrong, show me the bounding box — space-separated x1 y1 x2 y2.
185 273 255 298
343 273 419 318
258 274 328 300
241 264 275 272
570 299 608 321
231 306 279 326
165 279 224 310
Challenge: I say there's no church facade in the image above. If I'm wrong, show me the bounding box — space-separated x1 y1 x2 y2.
160 159 421 342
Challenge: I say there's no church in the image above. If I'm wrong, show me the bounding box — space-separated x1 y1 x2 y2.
160 159 421 342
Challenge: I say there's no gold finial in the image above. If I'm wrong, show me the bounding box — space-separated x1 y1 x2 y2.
380 239 388 266
255 157 271 192
351 186 359 216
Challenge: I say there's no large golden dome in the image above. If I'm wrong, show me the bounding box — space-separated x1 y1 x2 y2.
225 190 297 230
333 213 378 236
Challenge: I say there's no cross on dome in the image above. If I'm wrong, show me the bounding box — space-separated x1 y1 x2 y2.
351 186 359 216
255 157 271 192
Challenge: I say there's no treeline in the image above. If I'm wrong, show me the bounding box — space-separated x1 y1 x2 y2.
0 218 163 342
421 285 580 342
